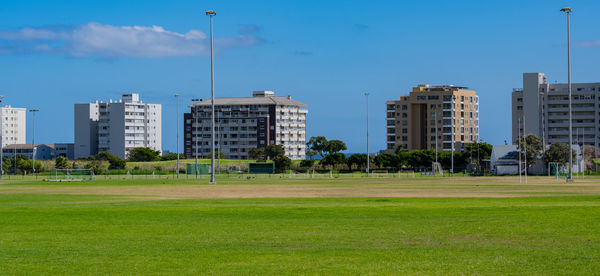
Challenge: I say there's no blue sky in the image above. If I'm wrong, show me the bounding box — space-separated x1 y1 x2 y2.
1 0 599 153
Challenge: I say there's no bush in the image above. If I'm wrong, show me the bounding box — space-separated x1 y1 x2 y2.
97 152 126 170
128 147 161 162
160 153 185 161
55 156 70 169
274 155 292 172
84 160 105 175
299 159 315 168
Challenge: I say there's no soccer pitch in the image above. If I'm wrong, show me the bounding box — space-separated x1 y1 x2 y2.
1 176 600 274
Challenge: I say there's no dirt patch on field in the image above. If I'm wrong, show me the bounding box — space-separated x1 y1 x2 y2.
2 176 600 200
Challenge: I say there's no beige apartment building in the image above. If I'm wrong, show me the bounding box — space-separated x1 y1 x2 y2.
386 85 479 152
512 72 600 147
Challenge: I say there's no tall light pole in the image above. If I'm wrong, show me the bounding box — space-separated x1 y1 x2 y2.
29 109 39 176
191 98 201 179
523 116 527 184
518 118 522 183
451 97 455 176
0 95 4 179
561 6 574 182
175 94 180 179
434 108 438 164
206 10 216 184
365 92 370 177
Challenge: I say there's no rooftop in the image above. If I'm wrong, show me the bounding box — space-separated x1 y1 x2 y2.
190 91 307 107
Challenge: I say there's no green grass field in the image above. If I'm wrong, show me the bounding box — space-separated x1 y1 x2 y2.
1 176 600 274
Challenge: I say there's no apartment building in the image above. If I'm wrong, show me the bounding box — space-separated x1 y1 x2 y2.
386 85 479 152
75 93 161 159
0 105 26 148
512 72 600 147
184 91 307 160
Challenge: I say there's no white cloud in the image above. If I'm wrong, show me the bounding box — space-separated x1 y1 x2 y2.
574 40 600 47
0 23 261 58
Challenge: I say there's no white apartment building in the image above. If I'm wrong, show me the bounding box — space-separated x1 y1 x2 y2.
0 106 26 148
75 93 161 159
185 91 307 160
512 73 600 147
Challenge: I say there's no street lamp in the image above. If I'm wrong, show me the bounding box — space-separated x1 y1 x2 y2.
365 92 370 177
29 109 39 176
206 9 216 184
175 94 180 179
561 6 574 182
191 98 201 179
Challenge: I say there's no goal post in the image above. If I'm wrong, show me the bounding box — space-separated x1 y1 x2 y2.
45 169 94 182
432 162 443 175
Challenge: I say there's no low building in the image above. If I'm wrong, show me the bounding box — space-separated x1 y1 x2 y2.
490 145 519 175
2 144 55 160
490 144 584 175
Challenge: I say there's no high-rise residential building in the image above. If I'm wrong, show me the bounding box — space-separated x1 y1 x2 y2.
512 72 600 147
74 93 161 159
0 105 26 148
386 84 479 152
184 91 307 160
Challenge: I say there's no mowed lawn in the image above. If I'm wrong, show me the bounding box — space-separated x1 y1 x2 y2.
1 177 600 274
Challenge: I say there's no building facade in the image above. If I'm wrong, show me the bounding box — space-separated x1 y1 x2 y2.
0 105 26 148
75 93 161 159
184 91 307 160
512 72 600 147
2 144 54 160
386 85 479 152
54 143 75 159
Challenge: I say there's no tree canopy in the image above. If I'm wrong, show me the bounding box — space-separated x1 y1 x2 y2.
128 147 161 162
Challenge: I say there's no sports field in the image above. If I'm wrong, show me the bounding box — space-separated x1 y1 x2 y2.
1 176 600 274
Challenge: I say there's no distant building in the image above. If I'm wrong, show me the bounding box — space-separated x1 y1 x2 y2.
184 91 308 160
386 85 479 152
74 93 162 159
490 144 584 175
0 105 26 148
2 144 54 160
490 145 519 175
512 72 600 147
54 143 74 159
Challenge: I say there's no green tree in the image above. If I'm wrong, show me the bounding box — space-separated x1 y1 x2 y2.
18 159 43 174
248 148 265 160
128 147 161 162
320 153 347 168
299 159 315 168
463 142 493 163
265 145 285 160
406 150 435 169
55 156 70 169
97 152 126 170
519 134 543 168
373 153 398 168
324 140 347 155
160 153 185 161
346 153 369 171
85 160 105 175
273 155 292 172
306 136 328 158
544 142 575 166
